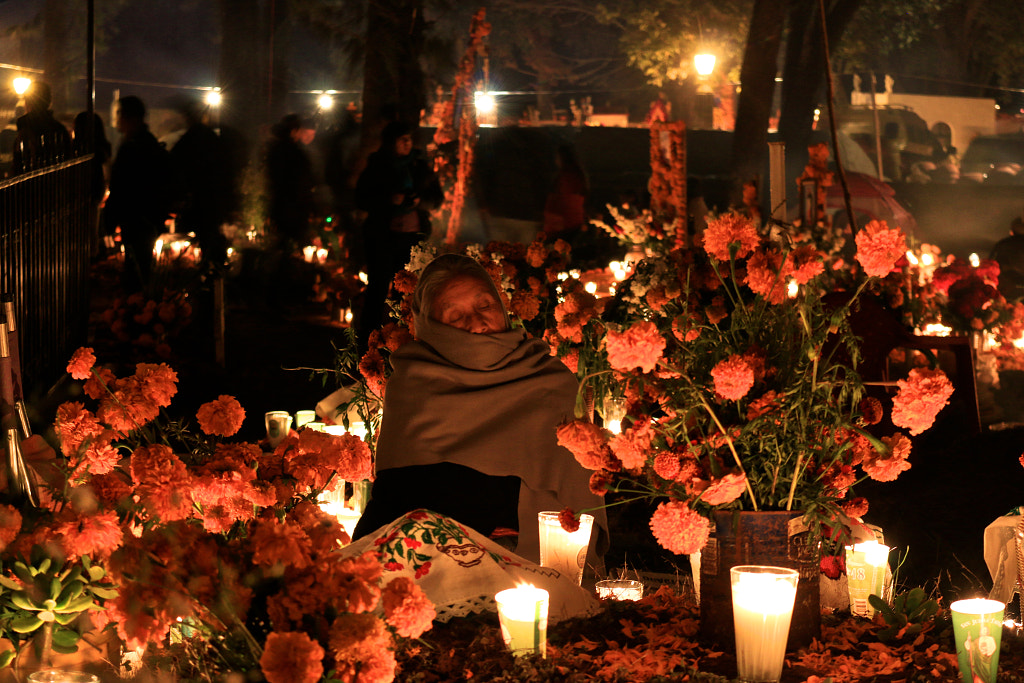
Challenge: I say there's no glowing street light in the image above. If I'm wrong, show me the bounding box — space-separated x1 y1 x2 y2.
318 93 334 111
694 53 716 77
474 91 496 115
12 77 31 96
204 89 222 107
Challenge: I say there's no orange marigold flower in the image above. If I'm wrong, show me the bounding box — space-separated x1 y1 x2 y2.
196 395 246 437
608 419 654 471
511 290 541 321
558 508 580 533
746 390 781 420
382 577 436 639
706 295 728 324
53 508 123 561
842 497 870 519
260 631 324 683
862 433 912 482
744 249 789 304
649 501 710 555
711 354 755 401
790 244 825 284
70 438 120 481
83 366 116 401
702 212 761 261
336 551 384 613
699 472 747 506
556 420 617 471
855 219 907 277
330 612 393 674
134 363 178 408
559 348 579 374
130 444 193 521
0 504 22 551
54 402 107 457
392 269 418 295
359 348 388 397
652 453 681 480
251 517 312 569
526 241 547 268
381 323 413 352
67 347 96 380
891 367 954 435
605 321 665 374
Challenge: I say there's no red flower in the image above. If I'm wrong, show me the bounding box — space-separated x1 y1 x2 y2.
382 577 436 638
260 631 324 683
652 453 681 480
558 508 580 533
711 354 755 401
415 561 432 579
649 501 710 555
251 517 312 569
67 347 96 380
891 367 954 435
359 348 388 397
605 321 665 374
858 397 884 426
790 245 825 284
384 561 404 572
820 554 846 580
196 395 246 437
855 219 907 277
702 212 761 261
588 470 613 496
53 508 123 561
511 290 541 321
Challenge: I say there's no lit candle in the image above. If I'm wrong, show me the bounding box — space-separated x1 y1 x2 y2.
584 281 598 295
295 410 317 429
602 396 626 435
537 511 594 585
845 541 890 617
730 565 799 683
316 247 329 263
595 579 643 601
303 245 317 262
494 585 548 657
27 671 100 683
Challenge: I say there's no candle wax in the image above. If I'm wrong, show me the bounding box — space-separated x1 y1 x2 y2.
732 576 797 682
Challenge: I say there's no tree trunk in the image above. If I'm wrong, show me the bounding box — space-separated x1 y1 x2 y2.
219 0 266 146
777 0 862 183
362 0 427 144
43 0 70 116
730 0 788 206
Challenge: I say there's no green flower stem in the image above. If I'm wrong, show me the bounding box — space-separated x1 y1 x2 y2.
698 394 758 511
785 452 805 511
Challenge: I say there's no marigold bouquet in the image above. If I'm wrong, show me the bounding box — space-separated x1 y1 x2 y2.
549 214 955 555
8 348 435 683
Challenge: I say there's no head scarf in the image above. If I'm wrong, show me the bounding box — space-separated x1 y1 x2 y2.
374 254 608 563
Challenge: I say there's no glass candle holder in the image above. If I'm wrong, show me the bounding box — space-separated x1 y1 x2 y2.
265 411 292 449
295 410 317 429
950 598 1004 683
538 511 594 585
495 585 548 657
602 395 627 434
845 540 890 617
595 579 643 601
28 672 100 683
730 565 799 683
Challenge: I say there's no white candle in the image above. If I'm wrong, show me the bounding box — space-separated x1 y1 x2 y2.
494 585 548 657
730 566 799 683
538 512 594 585
303 245 317 262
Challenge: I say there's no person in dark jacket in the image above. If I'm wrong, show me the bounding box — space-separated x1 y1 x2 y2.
106 96 172 292
355 120 442 349
11 81 71 174
266 114 316 251
170 98 230 270
991 217 1024 300
73 111 112 258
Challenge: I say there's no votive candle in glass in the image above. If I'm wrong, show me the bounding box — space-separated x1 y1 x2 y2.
730 565 799 683
538 511 594 585
494 585 548 657
595 579 643 601
845 540 890 617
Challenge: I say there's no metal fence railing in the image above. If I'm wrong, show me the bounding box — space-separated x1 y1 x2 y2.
0 157 93 396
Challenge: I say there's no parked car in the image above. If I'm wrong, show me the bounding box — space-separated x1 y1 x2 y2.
819 106 942 182
959 133 1024 184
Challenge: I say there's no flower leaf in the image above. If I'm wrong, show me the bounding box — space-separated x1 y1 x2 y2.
10 615 43 634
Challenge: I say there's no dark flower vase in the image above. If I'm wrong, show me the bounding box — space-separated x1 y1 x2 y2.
699 510 821 651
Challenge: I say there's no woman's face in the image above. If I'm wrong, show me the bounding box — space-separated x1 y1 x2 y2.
394 133 414 157
430 275 506 334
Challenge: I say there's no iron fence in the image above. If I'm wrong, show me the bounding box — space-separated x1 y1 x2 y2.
0 157 93 396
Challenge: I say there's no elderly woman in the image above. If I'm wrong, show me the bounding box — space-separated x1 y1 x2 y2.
353 254 607 564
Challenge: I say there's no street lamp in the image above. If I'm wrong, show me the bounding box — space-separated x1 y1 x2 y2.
694 53 716 78
317 93 334 111
204 89 222 107
12 77 31 96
